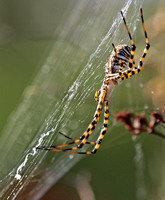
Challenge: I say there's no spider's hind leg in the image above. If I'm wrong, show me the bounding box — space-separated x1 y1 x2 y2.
36 131 96 150
37 100 109 154
37 89 107 152
57 132 96 145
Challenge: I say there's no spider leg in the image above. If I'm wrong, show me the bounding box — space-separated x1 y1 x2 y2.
137 8 150 73
95 89 101 102
104 9 137 83
106 9 150 82
36 131 96 150
37 88 107 153
58 132 95 144
37 100 109 154
90 100 109 154
65 88 107 151
120 8 150 79
121 10 136 73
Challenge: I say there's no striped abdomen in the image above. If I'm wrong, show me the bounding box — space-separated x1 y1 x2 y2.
106 44 131 74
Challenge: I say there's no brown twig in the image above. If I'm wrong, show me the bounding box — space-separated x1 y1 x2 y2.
115 106 165 139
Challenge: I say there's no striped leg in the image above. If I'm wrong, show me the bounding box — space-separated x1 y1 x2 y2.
68 88 107 151
37 100 109 154
121 10 136 72
37 132 96 150
58 132 95 145
37 89 107 153
90 100 109 154
136 8 150 73
120 8 150 79
95 89 101 102
105 11 137 82
106 8 150 82
120 8 150 78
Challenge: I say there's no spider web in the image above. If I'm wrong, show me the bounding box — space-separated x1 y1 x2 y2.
0 0 156 199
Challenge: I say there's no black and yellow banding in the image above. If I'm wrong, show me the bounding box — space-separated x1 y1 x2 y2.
70 88 107 151
95 89 101 102
121 8 150 78
112 43 124 76
37 99 109 154
121 10 136 73
37 88 107 154
36 131 96 150
91 100 109 154
106 8 149 81
137 8 150 73
37 8 150 155
58 131 95 145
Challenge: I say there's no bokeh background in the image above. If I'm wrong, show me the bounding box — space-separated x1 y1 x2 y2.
0 0 165 200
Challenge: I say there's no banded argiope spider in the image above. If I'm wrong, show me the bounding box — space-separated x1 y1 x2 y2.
37 8 150 154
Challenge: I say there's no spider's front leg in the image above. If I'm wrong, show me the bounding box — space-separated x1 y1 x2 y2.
121 8 150 79
137 8 150 73
106 8 150 82
121 10 136 73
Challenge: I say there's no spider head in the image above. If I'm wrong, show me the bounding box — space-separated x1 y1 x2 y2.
106 44 131 74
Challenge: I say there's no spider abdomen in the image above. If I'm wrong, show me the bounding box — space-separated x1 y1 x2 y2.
106 44 131 74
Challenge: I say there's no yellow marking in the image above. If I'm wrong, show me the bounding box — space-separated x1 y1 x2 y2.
73 139 79 143
104 119 109 124
51 149 61 152
142 23 146 32
100 96 104 101
95 90 99 101
98 105 102 110
84 129 92 139
88 124 93 130
82 138 87 144
84 131 88 137
104 127 108 131
100 134 104 140
90 142 96 145
132 51 135 56
72 146 78 150
146 38 149 44
55 144 70 148
105 113 109 118
88 129 93 136
128 73 132 78
95 143 100 149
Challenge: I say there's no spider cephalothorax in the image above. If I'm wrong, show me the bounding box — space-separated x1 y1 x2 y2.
37 8 150 154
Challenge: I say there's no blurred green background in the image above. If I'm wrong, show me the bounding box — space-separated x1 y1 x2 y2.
0 0 165 200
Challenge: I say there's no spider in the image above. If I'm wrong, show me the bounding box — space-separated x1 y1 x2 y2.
37 8 150 154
